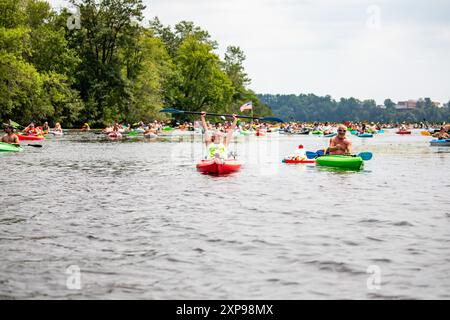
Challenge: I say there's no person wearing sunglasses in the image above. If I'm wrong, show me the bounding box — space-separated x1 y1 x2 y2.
328 125 352 155
2 125 20 146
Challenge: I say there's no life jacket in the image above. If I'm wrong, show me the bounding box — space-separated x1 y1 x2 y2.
207 143 227 159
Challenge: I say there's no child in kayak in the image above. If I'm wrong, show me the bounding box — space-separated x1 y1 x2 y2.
200 111 237 160
328 125 352 155
2 125 20 146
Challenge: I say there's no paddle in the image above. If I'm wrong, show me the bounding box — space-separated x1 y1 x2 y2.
160 108 285 123
25 144 43 148
306 150 373 161
9 120 24 129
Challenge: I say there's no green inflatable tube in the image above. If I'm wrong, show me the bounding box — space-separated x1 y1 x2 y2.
316 155 364 170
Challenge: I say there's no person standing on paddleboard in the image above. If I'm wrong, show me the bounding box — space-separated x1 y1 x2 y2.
328 125 352 155
2 125 20 146
200 111 237 160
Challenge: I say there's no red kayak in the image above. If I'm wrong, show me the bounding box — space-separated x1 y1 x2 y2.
196 159 241 175
17 134 45 141
256 130 265 137
396 130 411 135
283 158 315 164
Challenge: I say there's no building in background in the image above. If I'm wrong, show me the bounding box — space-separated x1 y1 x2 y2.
395 100 417 110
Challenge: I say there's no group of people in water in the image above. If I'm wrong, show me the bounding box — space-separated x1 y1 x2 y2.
1 121 64 146
3 117 449 163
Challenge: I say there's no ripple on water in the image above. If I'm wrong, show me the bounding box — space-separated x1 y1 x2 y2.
304 260 366 276
1 132 450 299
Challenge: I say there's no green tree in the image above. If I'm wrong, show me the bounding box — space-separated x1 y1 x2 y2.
384 98 395 109
119 30 173 122
69 0 145 125
0 0 84 126
149 18 217 57
167 36 233 114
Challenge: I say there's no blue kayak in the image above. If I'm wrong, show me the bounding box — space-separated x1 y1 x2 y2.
358 133 373 138
430 139 450 147
323 133 337 138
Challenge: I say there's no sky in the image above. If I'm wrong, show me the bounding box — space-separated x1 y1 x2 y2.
48 0 450 104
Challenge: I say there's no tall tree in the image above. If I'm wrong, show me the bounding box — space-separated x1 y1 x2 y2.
384 98 395 109
166 36 233 113
69 0 145 125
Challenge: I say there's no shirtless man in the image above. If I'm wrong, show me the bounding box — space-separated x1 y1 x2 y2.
2 125 20 146
433 127 449 140
328 125 352 155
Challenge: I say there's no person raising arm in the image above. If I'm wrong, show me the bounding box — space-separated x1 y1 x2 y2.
200 112 237 159
224 114 238 148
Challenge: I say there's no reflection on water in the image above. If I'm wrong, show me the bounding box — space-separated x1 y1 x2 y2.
1 130 449 299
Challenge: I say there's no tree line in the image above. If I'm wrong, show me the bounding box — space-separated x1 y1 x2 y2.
0 0 272 128
258 94 450 123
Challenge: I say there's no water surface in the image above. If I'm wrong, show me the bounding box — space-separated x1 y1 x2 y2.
1 130 449 299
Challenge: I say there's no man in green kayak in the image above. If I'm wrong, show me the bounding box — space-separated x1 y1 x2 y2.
328 125 352 155
200 111 237 160
2 125 20 146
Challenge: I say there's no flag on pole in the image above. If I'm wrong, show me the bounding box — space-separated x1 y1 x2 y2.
240 101 253 112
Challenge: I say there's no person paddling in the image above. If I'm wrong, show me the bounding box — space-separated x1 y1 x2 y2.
328 125 352 155
23 122 40 135
2 125 20 146
200 111 237 160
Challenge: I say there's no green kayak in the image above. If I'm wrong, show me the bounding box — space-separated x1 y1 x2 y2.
0 142 23 153
316 155 363 170
312 130 323 135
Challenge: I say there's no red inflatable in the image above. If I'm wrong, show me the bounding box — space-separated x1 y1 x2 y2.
196 159 241 175
282 158 315 164
17 134 45 141
396 130 411 135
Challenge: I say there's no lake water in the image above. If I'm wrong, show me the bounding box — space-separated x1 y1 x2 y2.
1 129 449 299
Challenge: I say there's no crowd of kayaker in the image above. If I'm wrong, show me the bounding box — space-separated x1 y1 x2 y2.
2 117 449 155
279 121 449 135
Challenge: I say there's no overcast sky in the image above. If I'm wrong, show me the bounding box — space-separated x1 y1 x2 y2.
49 0 450 104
